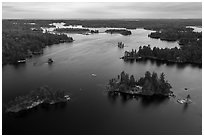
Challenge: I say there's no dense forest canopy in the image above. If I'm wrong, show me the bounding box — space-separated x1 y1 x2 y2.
123 43 202 65
105 29 132 35
2 20 73 65
108 71 172 96
121 20 202 65
55 28 90 34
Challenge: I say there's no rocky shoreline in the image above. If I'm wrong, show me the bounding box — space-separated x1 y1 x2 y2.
5 86 70 113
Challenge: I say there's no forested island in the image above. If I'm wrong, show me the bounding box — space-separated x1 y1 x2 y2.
105 29 132 36
148 27 201 42
55 28 99 34
107 71 173 97
2 20 74 65
5 85 70 113
121 44 201 65
55 28 90 34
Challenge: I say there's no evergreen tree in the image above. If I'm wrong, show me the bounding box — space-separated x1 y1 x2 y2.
160 72 165 83
142 79 153 95
124 73 129 86
129 75 135 87
117 75 120 80
145 71 151 80
120 71 126 83
151 72 159 93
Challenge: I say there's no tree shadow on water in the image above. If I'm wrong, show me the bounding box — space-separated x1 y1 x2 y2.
135 59 201 69
107 91 119 104
182 103 189 112
120 93 134 104
41 102 67 112
107 92 169 107
124 59 136 64
139 95 168 108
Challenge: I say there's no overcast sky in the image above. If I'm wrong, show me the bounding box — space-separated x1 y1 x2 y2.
2 2 202 19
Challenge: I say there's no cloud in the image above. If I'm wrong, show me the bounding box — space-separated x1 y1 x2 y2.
2 2 202 19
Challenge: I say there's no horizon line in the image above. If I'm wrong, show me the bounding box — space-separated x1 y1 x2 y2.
2 18 202 20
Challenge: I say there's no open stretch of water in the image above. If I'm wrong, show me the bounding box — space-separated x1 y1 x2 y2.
2 27 202 135
186 26 202 33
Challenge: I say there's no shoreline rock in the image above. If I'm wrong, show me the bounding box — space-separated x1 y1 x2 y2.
5 86 70 113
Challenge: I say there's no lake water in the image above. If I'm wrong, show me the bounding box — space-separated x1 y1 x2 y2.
2 28 202 135
186 26 202 33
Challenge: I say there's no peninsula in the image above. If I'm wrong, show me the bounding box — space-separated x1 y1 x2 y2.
121 44 201 65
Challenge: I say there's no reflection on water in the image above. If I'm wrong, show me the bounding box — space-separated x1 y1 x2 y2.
107 91 168 107
5 102 68 119
183 103 189 112
133 59 202 69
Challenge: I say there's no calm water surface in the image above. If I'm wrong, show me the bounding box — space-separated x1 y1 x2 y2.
186 26 202 32
2 28 202 135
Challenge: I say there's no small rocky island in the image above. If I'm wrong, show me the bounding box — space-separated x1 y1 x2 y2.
107 71 173 97
105 29 132 36
5 86 70 113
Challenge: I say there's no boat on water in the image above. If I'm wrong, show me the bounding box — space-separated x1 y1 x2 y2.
17 59 26 63
91 74 97 77
177 99 192 104
177 94 192 104
48 58 54 64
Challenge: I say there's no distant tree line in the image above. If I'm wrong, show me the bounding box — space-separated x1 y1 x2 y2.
4 19 201 30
